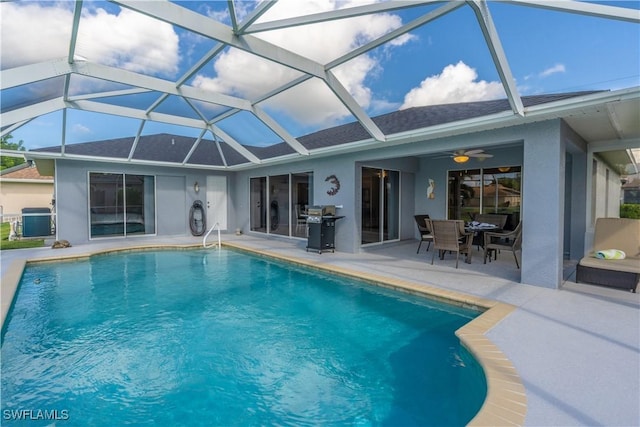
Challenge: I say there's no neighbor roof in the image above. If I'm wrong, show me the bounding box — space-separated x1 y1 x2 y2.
0 163 53 181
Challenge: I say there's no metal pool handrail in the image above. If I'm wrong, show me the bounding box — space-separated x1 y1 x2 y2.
203 222 221 249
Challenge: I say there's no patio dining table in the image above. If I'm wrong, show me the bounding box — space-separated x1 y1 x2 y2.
465 223 502 250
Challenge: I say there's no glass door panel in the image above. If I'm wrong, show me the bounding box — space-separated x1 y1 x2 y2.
383 170 400 241
269 174 290 236
291 172 312 238
481 167 521 215
361 167 399 244
125 174 155 235
250 177 266 232
89 172 124 237
448 169 481 221
361 167 380 244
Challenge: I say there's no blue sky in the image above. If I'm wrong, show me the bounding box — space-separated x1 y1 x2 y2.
1 0 639 150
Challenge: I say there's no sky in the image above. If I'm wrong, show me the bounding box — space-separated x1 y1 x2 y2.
1 0 639 150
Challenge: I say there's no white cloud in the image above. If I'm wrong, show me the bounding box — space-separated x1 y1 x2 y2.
193 0 412 127
204 6 231 24
1 3 73 69
72 124 92 135
78 7 180 76
400 61 505 109
1 3 179 76
539 63 566 78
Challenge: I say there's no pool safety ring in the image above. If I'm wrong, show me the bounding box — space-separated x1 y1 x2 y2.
189 200 207 236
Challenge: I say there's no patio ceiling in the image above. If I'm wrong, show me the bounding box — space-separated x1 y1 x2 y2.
1 0 639 171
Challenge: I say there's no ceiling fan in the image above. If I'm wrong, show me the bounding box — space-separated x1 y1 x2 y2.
450 149 493 163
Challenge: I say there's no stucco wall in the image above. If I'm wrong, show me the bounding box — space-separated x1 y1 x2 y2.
522 120 565 288
0 181 54 218
52 118 582 289
233 151 420 254
54 159 234 244
562 121 588 260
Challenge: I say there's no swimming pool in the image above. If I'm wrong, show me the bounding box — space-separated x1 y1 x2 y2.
2 249 486 426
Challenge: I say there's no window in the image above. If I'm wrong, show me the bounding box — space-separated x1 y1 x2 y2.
250 172 313 238
89 173 156 238
448 166 521 228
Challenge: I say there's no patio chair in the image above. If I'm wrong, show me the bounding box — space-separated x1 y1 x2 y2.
428 219 473 268
295 205 307 236
413 214 432 253
483 221 523 268
471 213 509 250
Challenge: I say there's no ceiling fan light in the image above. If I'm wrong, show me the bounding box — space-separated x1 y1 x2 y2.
453 155 470 163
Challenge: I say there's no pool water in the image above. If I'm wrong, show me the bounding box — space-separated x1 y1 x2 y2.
1 249 486 426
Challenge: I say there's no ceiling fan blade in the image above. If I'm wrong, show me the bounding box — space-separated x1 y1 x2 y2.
464 149 485 155
471 153 493 158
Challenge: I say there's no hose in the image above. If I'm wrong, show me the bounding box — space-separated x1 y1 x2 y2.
189 200 207 236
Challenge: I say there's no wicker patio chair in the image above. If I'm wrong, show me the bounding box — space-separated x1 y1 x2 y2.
428 219 473 268
483 221 523 268
413 214 432 253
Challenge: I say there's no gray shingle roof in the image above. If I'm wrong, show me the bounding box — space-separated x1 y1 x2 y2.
34 91 600 165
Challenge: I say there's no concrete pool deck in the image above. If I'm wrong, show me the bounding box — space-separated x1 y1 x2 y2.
1 233 638 426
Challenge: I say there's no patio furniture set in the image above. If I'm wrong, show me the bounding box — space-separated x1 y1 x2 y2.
413 214 522 269
415 214 639 293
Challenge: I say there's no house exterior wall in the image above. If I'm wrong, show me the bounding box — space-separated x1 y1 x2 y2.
562 121 588 260
234 154 359 252
0 181 54 218
522 120 565 288
54 159 235 244
53 118 587 289
244 120 570 290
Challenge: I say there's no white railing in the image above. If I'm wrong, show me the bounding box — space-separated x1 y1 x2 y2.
203 222 221 249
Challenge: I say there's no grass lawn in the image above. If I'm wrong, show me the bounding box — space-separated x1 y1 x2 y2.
0 222 45 250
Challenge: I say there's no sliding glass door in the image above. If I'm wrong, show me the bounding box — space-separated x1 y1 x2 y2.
250 172 313 237
361 167 400 245
89 172 156 238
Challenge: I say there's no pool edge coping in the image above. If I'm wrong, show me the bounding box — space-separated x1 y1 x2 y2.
1 242 526 426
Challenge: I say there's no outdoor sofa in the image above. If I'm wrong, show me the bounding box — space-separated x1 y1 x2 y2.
576 217 640 292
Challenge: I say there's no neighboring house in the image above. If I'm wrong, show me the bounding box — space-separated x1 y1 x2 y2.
0 162 54 220
622 173 640 204
25 91 636 290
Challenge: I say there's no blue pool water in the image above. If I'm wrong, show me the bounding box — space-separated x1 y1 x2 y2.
1 249 486 426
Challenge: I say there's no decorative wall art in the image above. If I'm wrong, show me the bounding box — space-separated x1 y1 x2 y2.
427 178 436 199
325 174 340 196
